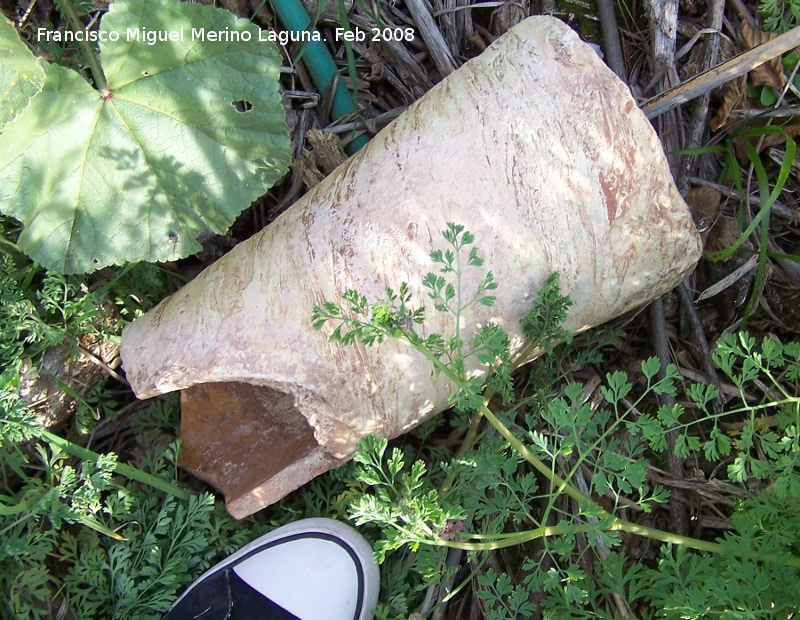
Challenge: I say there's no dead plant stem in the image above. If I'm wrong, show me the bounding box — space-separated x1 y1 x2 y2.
642 26 800 118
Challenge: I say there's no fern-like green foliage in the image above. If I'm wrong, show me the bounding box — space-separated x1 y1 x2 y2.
312 222 535 414
759 0 800 31
312 223 800 619
0 218 251 617
0 254 65 367
1 396 253 619
0 246 170 373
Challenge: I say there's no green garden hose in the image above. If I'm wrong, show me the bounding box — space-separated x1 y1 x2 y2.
270 0 370 153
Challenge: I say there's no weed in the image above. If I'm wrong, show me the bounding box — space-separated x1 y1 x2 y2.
1 392 256 619
313 223 800 617
683 125 798 326
759 0 800 32
0 219 251 618
0 0 290 610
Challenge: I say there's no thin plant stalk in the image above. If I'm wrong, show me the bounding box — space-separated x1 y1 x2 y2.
56 0 107 89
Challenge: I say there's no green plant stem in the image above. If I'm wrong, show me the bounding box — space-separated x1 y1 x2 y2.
438 393 489 496
425 520 800 568
0 493 37 516
407 336 596 506
0 235 28 267
41 429 189 499
57 0 107 89
480 404 800 567
477 404 593 505
454 246 464 361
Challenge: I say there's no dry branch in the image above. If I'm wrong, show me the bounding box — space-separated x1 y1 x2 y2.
643 26 800 118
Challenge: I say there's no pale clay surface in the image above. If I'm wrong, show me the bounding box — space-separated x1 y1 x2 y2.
121 16 701 511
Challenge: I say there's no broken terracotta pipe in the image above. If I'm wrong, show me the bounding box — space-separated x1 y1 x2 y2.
121 16 701 519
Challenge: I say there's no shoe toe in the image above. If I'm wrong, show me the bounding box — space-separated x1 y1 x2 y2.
232 519 379 620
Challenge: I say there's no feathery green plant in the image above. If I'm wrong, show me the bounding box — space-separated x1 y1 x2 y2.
1 393 255 619
759 0 800 32
312 222 800 618
0 218 249 618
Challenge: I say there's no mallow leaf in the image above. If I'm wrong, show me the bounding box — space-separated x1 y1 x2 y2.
0 0 291 273
0 15 45 131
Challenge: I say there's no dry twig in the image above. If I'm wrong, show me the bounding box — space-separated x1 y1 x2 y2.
404 0 459 76
642 26 800 118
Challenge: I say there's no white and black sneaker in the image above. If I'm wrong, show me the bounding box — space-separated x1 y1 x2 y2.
164 518 380 620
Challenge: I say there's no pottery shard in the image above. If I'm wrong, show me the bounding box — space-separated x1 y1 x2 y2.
121 16 701 518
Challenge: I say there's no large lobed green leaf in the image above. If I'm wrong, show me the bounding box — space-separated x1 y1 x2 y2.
0 15 45 132
0 0 291 273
